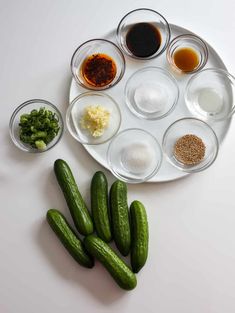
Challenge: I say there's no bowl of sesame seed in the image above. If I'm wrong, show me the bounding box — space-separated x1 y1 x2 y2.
162 117 219 173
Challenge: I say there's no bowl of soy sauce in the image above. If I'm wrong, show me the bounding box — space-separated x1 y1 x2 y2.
117 8 171 60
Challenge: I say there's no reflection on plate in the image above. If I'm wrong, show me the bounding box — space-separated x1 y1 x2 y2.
69 24 231 183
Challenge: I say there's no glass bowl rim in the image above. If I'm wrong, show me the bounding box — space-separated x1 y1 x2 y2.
162 117 219 173
70 38 126 90
166 33 209 74
124 66 180 120
185 67 235 119
66 91 122 145
9 98 64 153
116 7 171 60
107 127 163 183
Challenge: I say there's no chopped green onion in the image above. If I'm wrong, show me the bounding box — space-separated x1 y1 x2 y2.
19 107 60 150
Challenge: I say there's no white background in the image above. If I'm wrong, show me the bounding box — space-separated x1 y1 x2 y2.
1 0 235 312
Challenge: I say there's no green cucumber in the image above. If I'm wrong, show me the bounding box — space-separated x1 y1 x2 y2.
110 180 131 256
91 171 112 242
47 209 94 268
130 200 149 273
54 159 93 236
84 235 137 290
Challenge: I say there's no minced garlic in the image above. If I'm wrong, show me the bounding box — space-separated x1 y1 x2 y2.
80 105 110 137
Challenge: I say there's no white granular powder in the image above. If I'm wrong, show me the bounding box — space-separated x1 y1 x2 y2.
121 142 154 174
134 83 167 113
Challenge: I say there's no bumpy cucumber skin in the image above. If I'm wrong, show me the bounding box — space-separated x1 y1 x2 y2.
110 180 131 256
84 235 137 290
130 200 149 273
47 209 94 268
91 172 112 242
54 159 93 236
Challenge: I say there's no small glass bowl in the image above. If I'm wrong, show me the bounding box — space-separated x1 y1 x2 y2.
185 68 235 121
66 92 121 145
107 128 162 183
162 118 219 173
71 39 125 90
9 99 64 153
117 8 171 60
166 34 208 74
125 66 179 120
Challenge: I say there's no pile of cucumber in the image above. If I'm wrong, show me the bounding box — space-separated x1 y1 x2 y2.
47 159 149 291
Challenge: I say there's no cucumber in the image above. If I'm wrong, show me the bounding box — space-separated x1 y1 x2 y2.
54 159 93 236
130 200 149 273
47 209 94 268
91 171 112 242
110 180 131 256
84 235 137 290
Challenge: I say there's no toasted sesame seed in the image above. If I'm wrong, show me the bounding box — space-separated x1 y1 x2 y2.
174 134 206 165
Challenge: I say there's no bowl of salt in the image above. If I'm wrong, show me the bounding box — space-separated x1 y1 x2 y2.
124 66 179 120
107 128 162 183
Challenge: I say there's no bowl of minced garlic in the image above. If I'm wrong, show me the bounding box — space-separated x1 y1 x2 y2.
162 117 219 173
80 105 110 138
66 91 121 145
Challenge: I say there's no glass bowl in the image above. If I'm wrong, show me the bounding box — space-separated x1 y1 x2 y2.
107 128 162 183
162 118 219 173
117 8 171 60
9 99 64 153
166 34 208 74
66 92 121 145
71 39 125 90
185 68 235 121
125 66 179 120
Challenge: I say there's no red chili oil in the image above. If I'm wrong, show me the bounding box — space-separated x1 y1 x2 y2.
81 53 117 87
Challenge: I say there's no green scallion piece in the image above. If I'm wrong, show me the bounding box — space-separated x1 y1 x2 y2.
19 107 60 150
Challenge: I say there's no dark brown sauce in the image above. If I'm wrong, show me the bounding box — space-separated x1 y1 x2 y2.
81 53 117 87
173 47 199 72
126 22 161 58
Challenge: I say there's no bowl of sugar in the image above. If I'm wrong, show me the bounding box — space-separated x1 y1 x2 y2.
107 128 162 183
125 67 179 120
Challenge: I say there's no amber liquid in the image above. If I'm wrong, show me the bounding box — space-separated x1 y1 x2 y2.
81 53 117 87
126 23 161 58
173 47 199 72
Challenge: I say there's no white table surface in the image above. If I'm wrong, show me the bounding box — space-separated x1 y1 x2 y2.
1 1 235 312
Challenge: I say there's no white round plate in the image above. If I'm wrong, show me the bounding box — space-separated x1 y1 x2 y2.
69 24 232 182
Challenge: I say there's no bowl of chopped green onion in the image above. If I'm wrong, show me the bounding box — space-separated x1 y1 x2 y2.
9 99 64 153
